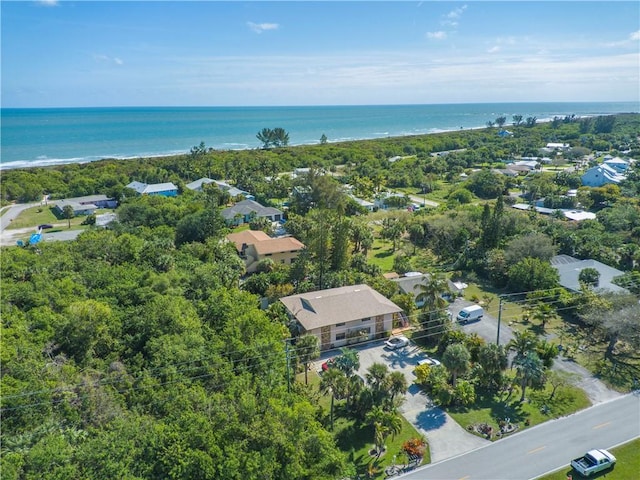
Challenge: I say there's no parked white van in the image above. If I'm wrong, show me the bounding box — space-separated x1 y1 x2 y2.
456 305 484 324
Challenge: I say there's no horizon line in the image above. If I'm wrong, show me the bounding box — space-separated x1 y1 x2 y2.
3 100 640 111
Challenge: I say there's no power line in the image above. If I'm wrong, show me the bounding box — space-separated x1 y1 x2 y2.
4 281 638 413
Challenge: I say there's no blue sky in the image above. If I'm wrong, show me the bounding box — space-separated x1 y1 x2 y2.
2 1 639 107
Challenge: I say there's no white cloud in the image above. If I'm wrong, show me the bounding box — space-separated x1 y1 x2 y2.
433 4 467 36
427 31 447 40
442 4 467 27
93 54 124 66
446 5 467 19
37 0 59 6
247 22 279 34
604 30 640 47
488 46 500 54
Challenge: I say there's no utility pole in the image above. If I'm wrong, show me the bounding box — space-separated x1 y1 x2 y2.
496 297 503 345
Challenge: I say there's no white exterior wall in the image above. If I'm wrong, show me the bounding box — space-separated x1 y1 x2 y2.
305 313 394 350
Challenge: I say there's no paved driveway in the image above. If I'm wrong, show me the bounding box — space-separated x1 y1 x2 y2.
447 298 513 346
320 297 623 464
343 340 489 463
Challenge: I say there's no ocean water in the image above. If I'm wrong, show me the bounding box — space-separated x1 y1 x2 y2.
1 102 637 170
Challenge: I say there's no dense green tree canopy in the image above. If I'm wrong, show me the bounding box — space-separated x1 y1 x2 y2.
0 226 348 479
1 112 639 478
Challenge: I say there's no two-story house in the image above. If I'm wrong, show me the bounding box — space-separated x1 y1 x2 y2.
226 230 305 273
280 284 404 350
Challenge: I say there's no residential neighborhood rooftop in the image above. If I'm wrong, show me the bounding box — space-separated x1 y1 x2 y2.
226 230 271 251
280 284 403 331
221 199 283 221
253 236 305 255
126 181 178 195
551 255 628 293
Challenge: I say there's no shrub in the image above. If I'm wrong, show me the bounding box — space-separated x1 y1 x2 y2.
401 437 426 457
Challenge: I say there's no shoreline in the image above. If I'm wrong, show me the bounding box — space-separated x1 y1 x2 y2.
2 109 635 171
0 125 480 171
0 120 551 171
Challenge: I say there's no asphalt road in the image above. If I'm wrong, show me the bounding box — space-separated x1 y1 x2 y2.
399 393 640 479
0 199 84 246
0 201 42 232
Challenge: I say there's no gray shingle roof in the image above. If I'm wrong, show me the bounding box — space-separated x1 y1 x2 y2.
221 199 282 220
280 284 403 331
126 181 177 194
185 178 214 191
551 255 627 293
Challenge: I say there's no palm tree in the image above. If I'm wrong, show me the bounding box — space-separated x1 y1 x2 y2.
508 330 538 363
256 128 273 149
535 339 559 368
388 371 409 405
271 127 290 147
334 347 359 376
415 274 450 320
381 409 403 441
365 406 403 458
295 334 320 385
442 343 470 387
366 362 389 405
346 373 365 410
365 363 389 390
532 303 556 331
388 371 408 405
408 223 424 254
320 367 347 430
476 343 508 390
513 352 545 402
62 204 75 229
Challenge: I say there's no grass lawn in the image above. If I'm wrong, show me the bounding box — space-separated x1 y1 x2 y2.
299 369 430 479
447 377 591 441
537 438 640 480
368 237 396 273
4 205 100 231
230 223 251 233
461 281 527 324
4 205 60 229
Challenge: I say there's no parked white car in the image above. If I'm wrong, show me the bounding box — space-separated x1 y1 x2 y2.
417 356 441 367
384 336 409 350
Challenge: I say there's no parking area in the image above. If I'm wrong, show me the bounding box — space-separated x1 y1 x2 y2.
355 339 429 379
448 298 514 346
314 336 489 463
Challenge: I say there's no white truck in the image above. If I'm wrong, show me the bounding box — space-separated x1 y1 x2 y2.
456 304 484 324
571 449 616 477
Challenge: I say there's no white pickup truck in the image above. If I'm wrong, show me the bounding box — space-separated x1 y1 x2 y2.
571 449 616 476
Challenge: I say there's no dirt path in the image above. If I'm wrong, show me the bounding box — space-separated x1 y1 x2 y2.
0 227 39 246
553 356 623 405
